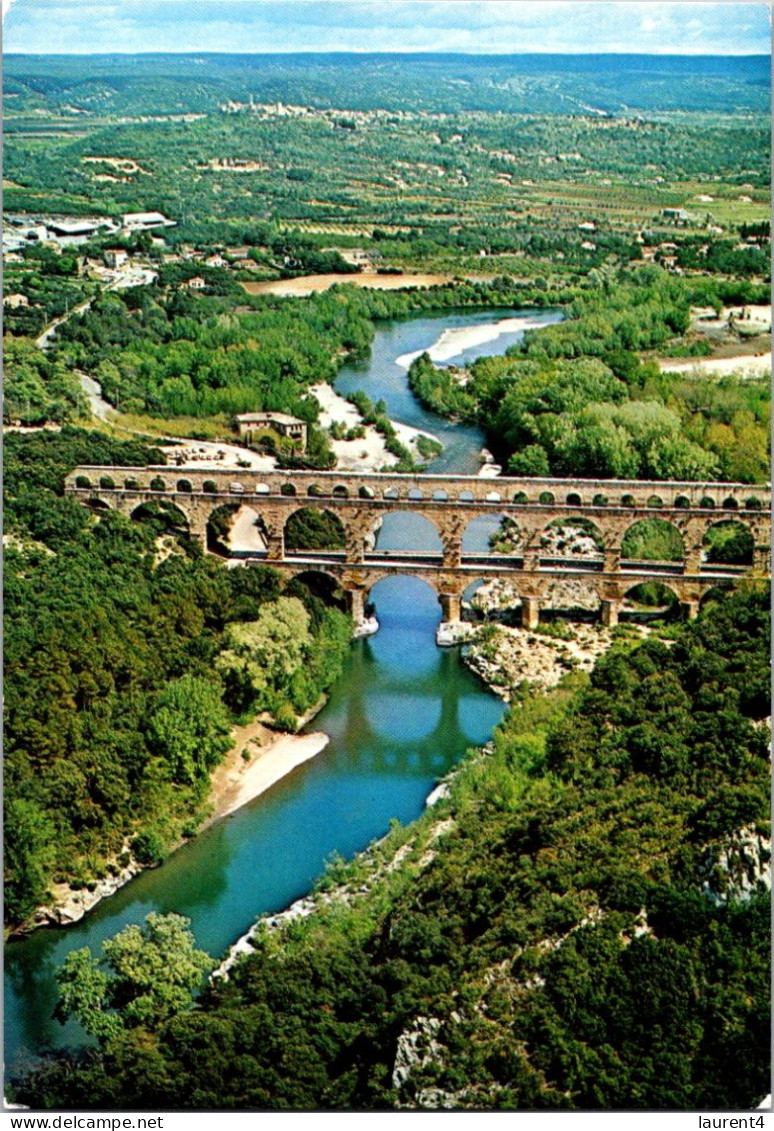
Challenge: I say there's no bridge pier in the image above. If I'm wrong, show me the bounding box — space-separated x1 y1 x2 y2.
680 599 700 621
439 592 462 623
604 548 621 573
265 529 284 560
684 547 703 575
346 588 366 625
186 509 209 547
520 595 541 631
441 537 463 570
600 598 620 628
753 545 771 574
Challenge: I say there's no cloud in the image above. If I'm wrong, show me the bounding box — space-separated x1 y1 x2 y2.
4 0 772 55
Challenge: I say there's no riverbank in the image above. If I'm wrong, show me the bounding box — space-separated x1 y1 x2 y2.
206 721 330 826
28 712 332 933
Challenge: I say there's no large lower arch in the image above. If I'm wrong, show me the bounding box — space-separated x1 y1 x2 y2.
544 578 601 618
364 575 443 649
702 519 754 566
621 517 685 562
85 494 114 512
284 569 348 613
370 511 444 555
699 582 736 610
622 581 680 620
130 498 191 536
284 507 346 552
463 577 522 623
462 513 511 555
540 516 605 558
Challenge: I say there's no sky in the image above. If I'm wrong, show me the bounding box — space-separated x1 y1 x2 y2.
2 0 771 56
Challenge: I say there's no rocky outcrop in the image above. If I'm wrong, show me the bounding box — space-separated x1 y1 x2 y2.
35 848 142 928
699 825 771 905
436 620 477 646
392 1016 444 1091
353 615 380 638
462 622 622 699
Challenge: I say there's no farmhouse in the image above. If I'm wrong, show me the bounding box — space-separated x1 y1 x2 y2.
236 412 308 451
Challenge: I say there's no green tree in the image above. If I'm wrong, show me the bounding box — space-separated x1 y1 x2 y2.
217 596 312 707
147 675 232 786
56 913 213 1044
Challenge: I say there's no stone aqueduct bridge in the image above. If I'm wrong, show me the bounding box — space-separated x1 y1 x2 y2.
65 466 771 629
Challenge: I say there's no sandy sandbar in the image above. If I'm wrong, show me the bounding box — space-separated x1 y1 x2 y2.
659 352 771 378
309 381 441 472
395 314 547 369
209 728 330 824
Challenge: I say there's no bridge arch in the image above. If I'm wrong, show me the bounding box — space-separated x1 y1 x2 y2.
130 498 191 535
462 512 512 554
284 506 347 551
621 516 685 562
463 577 521 620
85 493 113 511
699 582 735 609
365 575 444 642
370 510 444 554
284 568 348 612
702 518 754 565
622 581 680 619
541 516 605 556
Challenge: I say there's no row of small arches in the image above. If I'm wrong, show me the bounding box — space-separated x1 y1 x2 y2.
72 475 765 513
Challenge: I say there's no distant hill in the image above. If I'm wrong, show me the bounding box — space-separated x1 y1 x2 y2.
4 52 770 118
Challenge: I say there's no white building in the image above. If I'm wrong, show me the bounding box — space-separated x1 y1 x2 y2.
122 211 176 231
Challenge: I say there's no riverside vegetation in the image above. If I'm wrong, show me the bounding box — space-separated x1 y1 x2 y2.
3 50 770 1110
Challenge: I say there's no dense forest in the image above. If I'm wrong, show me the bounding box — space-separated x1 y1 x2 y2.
12 588 770 1110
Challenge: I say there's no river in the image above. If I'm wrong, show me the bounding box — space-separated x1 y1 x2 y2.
4 306 560 1074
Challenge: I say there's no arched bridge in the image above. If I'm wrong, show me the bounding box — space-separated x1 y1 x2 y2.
65 466 771 629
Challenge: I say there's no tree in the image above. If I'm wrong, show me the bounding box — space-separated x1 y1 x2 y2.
216 597 312 709
147 675 232 786
56 913 213 1044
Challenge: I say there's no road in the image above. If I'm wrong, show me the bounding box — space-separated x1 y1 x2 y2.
35 265 158 350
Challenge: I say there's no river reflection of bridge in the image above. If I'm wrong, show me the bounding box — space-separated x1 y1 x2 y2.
334 645 485 777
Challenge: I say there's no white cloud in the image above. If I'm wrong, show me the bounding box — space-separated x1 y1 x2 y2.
4 0 772 55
